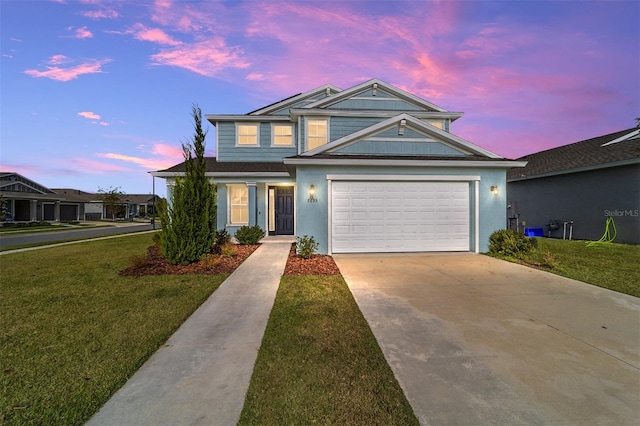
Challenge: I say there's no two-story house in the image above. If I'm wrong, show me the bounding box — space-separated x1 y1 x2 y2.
153 79 525 254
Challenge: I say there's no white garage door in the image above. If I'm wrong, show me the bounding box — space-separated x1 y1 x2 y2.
331 181 470 253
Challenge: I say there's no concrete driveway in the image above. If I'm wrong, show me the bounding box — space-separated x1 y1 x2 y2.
334 253 640 425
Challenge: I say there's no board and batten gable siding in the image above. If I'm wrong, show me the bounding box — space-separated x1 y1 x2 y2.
216 121 297 162
326 88 428 111
336 140 464 156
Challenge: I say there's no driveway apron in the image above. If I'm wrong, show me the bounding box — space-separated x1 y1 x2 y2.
334 253 640 425
87 242 290 426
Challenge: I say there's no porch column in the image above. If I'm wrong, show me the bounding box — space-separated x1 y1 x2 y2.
54 201 60 222
247 182 257 226
30 200 37 222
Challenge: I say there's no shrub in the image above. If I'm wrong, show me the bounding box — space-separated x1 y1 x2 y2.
199 253 221 268
39 221 52 226
128 254 148 269
489 229 537 259
220 241 237 257
235 225 265 245
212 228 231 253
296 235 319 259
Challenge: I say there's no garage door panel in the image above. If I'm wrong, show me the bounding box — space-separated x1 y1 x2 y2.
332 181 470 253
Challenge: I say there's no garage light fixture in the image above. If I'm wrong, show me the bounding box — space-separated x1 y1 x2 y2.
491 185 499 196
308 184 317 202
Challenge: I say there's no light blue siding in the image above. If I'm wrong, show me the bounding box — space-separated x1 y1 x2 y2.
216 122 297 162
337 140 464 156
326 89 430 111
294 165 507 254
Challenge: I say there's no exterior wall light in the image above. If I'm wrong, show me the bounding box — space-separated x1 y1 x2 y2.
491 185 499 196
308 184 317 202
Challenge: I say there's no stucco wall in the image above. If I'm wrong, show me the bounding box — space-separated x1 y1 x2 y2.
507 164 640 244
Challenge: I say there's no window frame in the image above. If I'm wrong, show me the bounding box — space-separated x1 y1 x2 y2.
227 184 249 225
271 123 294 147
236 123 259 146
306 118 328 151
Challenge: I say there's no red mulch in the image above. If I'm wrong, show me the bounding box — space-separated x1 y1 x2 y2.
283 244 341 276
119 244 260 277
120 243 341 277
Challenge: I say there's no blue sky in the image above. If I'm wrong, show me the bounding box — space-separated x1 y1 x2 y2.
1 0 638 197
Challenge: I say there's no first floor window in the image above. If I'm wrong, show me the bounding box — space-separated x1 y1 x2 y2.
228 184 248 224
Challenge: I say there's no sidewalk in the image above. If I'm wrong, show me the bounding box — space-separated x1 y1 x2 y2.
86 242 291 426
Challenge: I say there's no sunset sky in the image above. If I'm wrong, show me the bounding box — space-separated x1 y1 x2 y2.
1 0 638 197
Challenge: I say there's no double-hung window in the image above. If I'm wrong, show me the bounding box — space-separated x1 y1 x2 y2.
272 124 293 146
237 124 258 146
307 119 327 151
228 184 248 225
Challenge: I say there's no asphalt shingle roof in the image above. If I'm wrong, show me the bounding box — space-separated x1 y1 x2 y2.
158 157 289 174
507 128 640 180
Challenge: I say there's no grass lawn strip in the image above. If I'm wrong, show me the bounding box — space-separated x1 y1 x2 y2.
0 234 227 425
495 238 640 297
239 275 419 425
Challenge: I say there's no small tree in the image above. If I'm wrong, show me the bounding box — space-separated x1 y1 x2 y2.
0 194 9 221
159 104 217 265
98 187 124 221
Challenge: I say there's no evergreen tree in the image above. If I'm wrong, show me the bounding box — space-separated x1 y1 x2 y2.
159 105 217 265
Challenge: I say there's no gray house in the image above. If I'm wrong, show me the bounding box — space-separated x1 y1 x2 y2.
0 173 83 221
507 128 639 244
154 79 526 254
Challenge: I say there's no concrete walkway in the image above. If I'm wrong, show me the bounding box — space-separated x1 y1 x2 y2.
87 242 291 426
335 253 640 425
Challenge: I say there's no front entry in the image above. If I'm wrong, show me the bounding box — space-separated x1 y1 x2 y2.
269 186 294 235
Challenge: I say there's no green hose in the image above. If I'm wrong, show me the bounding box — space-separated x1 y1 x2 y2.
587 217 617 246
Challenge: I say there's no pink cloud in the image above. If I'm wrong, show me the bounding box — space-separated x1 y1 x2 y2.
25 56 111 81
73 26 93 39
80 8 119 19
78 111 100 120
129 23 182 45
73 158 130 173
97 151 179 171
150 37 249 77
151 143 183 158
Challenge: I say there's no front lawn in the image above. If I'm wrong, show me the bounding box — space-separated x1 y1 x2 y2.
494 238 640 297
239 275 419 425
0 234 227 425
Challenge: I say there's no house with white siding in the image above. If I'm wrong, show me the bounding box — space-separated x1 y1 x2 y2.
153 79 525 254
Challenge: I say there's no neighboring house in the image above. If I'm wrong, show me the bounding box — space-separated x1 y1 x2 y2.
52 189 161 220
153 79 525 254
507 128 640 244
0 172 83 221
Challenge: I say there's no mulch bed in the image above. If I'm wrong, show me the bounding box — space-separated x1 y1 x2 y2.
119 244 260 277
283 244 341 276
120 243 341 277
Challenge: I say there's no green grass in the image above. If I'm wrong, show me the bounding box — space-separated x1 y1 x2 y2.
0 234 227 425
239 275 419 426
494 238 640 297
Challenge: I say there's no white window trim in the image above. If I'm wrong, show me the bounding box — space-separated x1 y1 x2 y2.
305 117 329 152
227 184 249 225
235 123 259 147
270 123 294 147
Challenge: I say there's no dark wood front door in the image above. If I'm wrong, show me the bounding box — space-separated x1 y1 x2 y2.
275 186 294 235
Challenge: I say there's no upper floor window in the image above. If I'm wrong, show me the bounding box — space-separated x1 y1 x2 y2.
307 119 327 150
272 124 293 146
237 124 258 146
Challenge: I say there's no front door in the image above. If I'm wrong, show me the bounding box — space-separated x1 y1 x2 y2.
275 186 294 235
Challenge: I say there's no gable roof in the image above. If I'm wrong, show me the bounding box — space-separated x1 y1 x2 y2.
507 128 640 181
248 84 342 116
303 78 448 113
0 172 57 196
302 113 502 159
